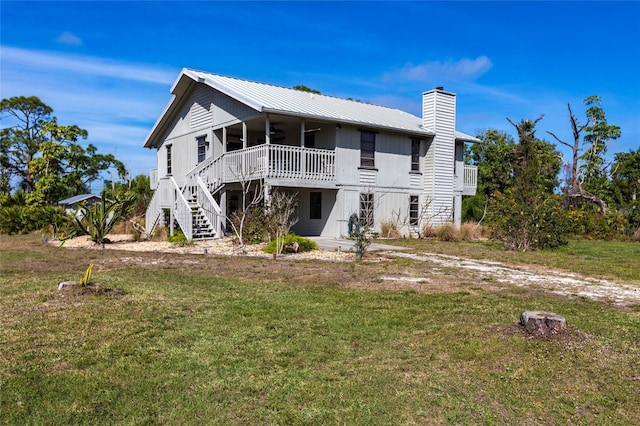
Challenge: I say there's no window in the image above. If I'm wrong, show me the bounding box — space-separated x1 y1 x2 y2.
166 145 172 175
411 139 420 172
359 193 374 228
409 195 419 226
360 131 375 168
196 135 207 164
310 192 322 219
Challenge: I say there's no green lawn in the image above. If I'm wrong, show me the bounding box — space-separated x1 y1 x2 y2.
1 235 639 425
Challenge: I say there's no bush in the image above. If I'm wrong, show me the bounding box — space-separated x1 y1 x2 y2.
420 222 437 238
488 190 570 251
263 234 317 254
168 230 192 246
460 222 483 241
380 220 401 238
436 223 460 242
0 205 71 235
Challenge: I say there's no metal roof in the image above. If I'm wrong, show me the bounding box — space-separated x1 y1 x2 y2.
57 194 100 205
144 68 481 147
186 69 434 135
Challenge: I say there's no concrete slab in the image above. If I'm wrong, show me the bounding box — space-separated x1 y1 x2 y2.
308 237 408 252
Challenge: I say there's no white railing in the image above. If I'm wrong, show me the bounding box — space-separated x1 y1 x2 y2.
463 165 478 196
145 187 163 237
170 177 193 240
186 154 224 194
145 177 173 237
223 144 335 183
224 145 269 182
150 168 158 189
196 176 222 237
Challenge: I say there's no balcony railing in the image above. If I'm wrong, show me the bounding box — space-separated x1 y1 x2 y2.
462 165 478 196
189 144 336 189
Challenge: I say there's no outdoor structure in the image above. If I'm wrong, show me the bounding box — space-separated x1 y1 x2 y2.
57 194 101 216
143 68 479 240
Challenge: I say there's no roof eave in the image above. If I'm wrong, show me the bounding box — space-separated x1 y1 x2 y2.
262 108 435 138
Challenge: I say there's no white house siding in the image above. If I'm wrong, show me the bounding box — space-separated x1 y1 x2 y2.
422 89 456 226
190 85 214 130
211 89 260 130
290 188 339 237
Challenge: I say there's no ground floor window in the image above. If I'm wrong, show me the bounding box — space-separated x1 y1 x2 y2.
409 195 419 226
359 193 374 228
310 192 322 219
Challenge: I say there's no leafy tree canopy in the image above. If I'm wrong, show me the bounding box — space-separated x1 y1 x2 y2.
1 96 126 205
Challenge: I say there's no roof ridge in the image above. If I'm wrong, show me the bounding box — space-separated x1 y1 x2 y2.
185 68 411 114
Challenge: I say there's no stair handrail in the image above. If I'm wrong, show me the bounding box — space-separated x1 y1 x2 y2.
195 176 223 238
186 153 225 195
170 176 193 240
145 187 163 238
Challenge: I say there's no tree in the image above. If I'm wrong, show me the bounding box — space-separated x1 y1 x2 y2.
488 116 568 250
264 190 299 258
547 96 621 213
0 96 54 192
611 148 640 236
292 85 321 94
1 96 125 204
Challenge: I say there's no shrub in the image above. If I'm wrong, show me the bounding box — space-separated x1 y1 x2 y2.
0 205 71 235
460 222 483 241
487 190 570 251
263 234 317 254
168 230 192 246
380 220 401 238
436 223 460 242
420 222 437 239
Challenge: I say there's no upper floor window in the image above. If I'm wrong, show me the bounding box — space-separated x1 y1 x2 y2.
196 135 207 164
360 131 375 168
411 139 420 172
166 144 172 175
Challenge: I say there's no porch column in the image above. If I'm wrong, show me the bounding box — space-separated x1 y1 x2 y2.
264 181 271 206
242 122 248 149
453 193 462 228
222 127 228 153
265 115 271 145
300 120 305 147
219 187 227 233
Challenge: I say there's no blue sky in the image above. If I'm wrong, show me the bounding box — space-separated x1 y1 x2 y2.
1 1 639 188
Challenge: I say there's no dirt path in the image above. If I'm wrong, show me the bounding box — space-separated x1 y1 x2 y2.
382 251 640 306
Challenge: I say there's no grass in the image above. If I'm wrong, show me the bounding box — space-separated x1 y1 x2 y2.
382 238 640 282
1 235 639 424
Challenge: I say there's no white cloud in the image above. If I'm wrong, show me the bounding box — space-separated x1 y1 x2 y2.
0 46 177 85
0 46 174 178
56 31 83 46
387 56 493 83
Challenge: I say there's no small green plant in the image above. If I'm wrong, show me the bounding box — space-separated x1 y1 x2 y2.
74 193 136 248
263 234 317 254
168 230 192 246
80 263 94 287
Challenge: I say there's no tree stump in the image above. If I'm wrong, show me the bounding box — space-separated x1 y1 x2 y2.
520 311 567 335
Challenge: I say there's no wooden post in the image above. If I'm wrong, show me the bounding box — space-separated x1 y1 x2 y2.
242 122 248 149
222 127 227 154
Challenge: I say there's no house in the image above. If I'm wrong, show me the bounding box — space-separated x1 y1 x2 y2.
143 68 479 240
58 194 101 216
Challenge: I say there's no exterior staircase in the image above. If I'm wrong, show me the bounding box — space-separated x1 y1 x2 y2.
187 199 217 240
